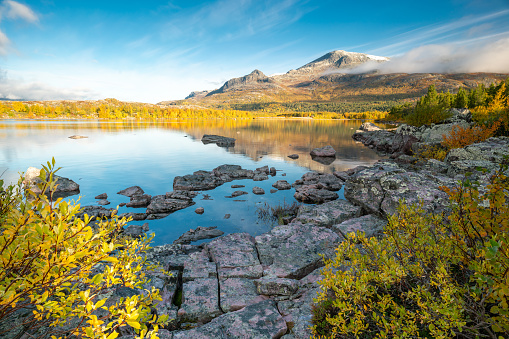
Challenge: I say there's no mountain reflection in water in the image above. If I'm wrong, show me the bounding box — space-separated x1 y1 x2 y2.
0 118 384 245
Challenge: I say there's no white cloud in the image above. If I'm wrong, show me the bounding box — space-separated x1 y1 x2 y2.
0 29 10 54
346 37 509 74
4 0 38 22
0 1 38 55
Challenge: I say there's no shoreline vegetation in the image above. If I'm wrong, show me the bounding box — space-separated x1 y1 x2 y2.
0 98 389 121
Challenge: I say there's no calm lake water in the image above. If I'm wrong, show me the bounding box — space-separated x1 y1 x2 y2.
0 118 383 245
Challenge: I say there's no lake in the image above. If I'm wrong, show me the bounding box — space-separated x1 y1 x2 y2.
0 118 383 246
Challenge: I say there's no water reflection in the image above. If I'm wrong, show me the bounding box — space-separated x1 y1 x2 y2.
0 119 383 245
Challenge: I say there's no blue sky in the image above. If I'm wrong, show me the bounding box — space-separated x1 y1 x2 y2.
1 0 508 103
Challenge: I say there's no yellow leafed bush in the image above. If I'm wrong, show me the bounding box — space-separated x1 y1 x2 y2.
0 159 167 339
312 161 509 338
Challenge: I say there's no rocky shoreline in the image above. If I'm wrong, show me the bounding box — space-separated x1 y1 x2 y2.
18 121 509 338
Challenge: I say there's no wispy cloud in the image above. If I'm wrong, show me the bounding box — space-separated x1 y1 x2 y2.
3 0 38 22
0 1 38 55
161 0 311 42
365 9 509 56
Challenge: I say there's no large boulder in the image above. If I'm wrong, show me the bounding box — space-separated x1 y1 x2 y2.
310 145 336 157
293 185 339 203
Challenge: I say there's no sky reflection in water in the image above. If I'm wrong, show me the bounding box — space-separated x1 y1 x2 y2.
0 119 384 245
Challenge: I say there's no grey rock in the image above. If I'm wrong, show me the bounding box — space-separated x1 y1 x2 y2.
231 184 245 188
310 145 336 157
270 167 277 176
231 190 248 197
195 207 205 214
344 161 453 216
219 278 265 313
68 135 88 139
255 276 299 296
358 122 382 132
166 190 199 201
97 199 110 206
278 288 320 339
293 172 343 191
173 172 224 191
252 186 265 195
207 233 263 280
288 154 299 159
256 223 341 279
213 164 255 179
294 199 362 227
255 165 270 174
117 212 147 221
332 214 387 239
76 205 116 220
178 278 222 323
293 185 338 203
253 173 269 181
202 134 236 147
272 180 291 190
146 195 195 214
117 186 144 197
95 193 107 199
123 223 149 238
24 167 80 199
270 189 278 193
173 300 287 339
174 226 224 245
126 194 152 208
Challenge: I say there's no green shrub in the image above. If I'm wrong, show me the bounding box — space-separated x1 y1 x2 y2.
312 163 509 338
0 160 167 339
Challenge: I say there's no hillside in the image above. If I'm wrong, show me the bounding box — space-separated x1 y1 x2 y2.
160 50 509 113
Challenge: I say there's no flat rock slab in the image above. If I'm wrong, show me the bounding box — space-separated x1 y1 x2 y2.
126 194 152 208
207 233 263 279
202 134 236 147
178 278 222 323
293 172 343 191
146 195 195 215
173 172 224 191
219 278 266 313
293 185 339 203
255 223 340 279
294 199 362 228
173 300 287 339
255 276 299 296
332 214 387 239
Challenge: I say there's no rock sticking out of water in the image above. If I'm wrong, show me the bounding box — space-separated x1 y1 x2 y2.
201 134 236 147
310 145 336 157
68 135 88 139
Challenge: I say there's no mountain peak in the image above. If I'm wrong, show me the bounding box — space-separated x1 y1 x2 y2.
207 69 274 96
298 50 389 72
